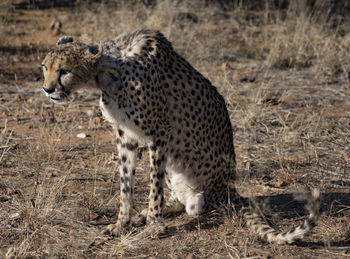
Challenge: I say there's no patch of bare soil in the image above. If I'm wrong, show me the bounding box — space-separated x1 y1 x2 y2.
1 2 350 258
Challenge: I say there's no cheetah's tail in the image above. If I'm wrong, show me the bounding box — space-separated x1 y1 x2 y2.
242 188 320 244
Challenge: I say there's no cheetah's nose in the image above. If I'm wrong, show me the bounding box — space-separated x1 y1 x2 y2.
43 87 55 94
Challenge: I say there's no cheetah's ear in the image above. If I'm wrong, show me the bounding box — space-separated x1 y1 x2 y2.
85 44 103 64
56 36 74 46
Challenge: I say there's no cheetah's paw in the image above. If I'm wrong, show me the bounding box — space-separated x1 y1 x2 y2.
102 221 126 236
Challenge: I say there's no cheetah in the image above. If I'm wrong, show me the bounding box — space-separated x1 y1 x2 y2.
41 29 320 244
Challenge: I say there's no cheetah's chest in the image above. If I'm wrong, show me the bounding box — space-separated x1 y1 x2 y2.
99 96 152 145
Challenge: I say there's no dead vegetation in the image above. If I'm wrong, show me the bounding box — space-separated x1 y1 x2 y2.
0 0 350 258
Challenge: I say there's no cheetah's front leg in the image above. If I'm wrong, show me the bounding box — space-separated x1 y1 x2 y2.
104 128 138 236
146 141 167 225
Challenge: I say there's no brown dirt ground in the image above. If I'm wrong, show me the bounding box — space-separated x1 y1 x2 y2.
1 3 350 259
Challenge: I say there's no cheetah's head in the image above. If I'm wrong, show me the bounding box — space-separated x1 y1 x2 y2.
41 36 103 104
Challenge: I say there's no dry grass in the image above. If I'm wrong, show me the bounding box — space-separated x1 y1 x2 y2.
0 0 350 258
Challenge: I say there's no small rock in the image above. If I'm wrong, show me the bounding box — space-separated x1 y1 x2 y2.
221 63 227 71
185 253 196 259
7 188 13 195
77 133 87 139
50 16 62 35
12 56 19 63
10 212 20 219
86 110 94 117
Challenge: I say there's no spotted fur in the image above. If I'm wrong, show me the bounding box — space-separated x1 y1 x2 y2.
41 29 320 243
